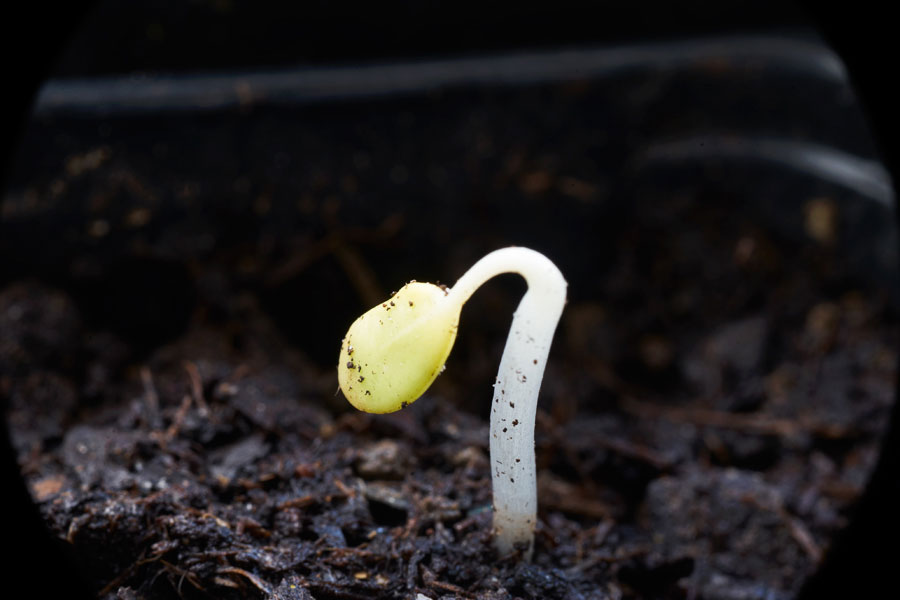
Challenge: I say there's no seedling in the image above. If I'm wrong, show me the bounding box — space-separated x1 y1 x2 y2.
338 247 566 559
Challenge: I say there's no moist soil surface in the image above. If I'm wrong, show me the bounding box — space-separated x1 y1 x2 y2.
3 224 895 599
2 63 898 599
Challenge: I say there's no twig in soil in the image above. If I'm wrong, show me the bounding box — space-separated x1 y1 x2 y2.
264 232 342 286
217 566 273 595
214 363 251 398
266 213 403 306
159 559 207 597
97 552 164 596
580 520 615 560
140 366 161 428
276 494 317 511
304 579 381 600
621 396 851 439
183 360 210 416
453 513 486 535
784 513 823 563
236 517 272 539
406 550 425 592
321 547 383 562
333 242 384 308
565 544 652 574
593 435 673 471
401 515 421 540
333 478 358 498
164 395 192 441
420 564 473 598
538 473 614 520
736 491 823 562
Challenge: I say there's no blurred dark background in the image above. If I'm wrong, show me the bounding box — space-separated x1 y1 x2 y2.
29 1 812 77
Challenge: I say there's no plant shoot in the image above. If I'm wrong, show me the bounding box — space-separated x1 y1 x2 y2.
338 247 567 559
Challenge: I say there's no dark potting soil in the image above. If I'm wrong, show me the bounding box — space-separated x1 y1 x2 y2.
2 55 898 599
3 232 895 599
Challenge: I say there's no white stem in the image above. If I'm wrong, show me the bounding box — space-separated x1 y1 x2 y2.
447 247 567 559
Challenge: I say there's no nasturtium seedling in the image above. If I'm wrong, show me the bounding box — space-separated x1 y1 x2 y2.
338 247 567 560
